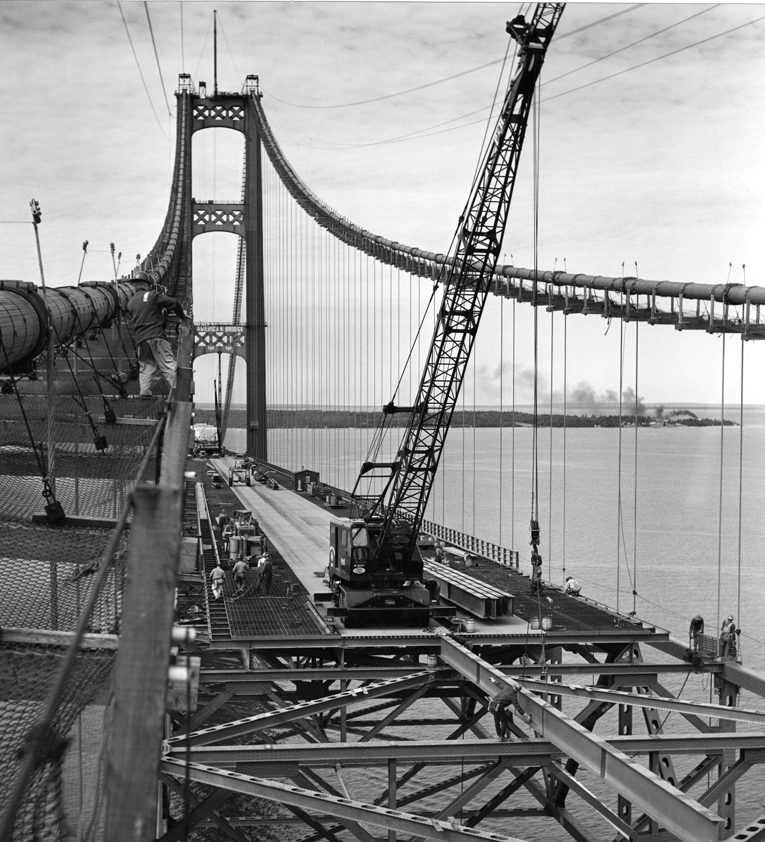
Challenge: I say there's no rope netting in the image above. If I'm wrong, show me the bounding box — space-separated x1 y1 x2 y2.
0 322 167 840
0 523 126 634
0 319 170 521
0 642 115 842
0 87 192 842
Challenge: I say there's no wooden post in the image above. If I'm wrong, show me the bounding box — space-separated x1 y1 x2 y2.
103 483 183 841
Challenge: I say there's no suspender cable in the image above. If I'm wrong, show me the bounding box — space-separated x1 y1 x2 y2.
633 306 640 615
344 242 349 489
499 294 505 546
473 324 476 535
530 78 541 565
288 168 294 467
317 224 323 476
462 354 466 532
737 327 745 628
716 332 726 634
548 302 554 580
616 279 625 612
562 310 568 583
512 295 516 552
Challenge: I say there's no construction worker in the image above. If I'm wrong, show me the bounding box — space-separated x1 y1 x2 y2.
564 576 582 596
719 615 739 659
488 685 531 742
126 272 190 396
530 550 543 594
689 614 705 655
216 508 230 536
257 552 273 595
209 561 225 600
232 557 249 595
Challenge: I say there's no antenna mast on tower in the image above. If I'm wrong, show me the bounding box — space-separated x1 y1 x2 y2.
213 9 218 96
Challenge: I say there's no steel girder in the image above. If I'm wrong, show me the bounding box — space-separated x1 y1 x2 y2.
169 669 438 747
198 659 713 683
214 628 668 650
438 636 721 842
165 734 765 767
162 759 530 842
517 677 765 725
167 634 765 841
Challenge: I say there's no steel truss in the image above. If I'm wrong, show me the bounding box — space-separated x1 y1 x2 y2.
161 630 765 842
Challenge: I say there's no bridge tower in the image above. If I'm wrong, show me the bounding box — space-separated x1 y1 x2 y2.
181 73 267 459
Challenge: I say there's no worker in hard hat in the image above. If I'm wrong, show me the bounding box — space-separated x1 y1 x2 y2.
126 271 190 396
719 615 739 660
688 614 704 655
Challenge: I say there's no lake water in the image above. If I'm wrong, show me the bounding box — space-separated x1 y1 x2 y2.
224 413 765 838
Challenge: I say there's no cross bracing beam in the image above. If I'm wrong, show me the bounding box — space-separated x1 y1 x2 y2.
518 677 765 725
159 778 246 842
168 670 439 746
162 759 530 842
438 637 721 842
192 808 549 827
545 764 636 839
166 734 765 767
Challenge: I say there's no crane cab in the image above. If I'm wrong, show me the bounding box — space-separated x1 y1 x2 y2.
329 517 423 587
326 517 444 627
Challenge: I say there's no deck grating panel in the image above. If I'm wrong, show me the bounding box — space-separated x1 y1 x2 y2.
448 561 645 633
196 461 325 640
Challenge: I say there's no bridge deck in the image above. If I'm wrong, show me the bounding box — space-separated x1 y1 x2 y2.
201 457 659 644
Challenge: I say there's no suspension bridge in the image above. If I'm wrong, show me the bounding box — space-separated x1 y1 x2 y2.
2 5 765 842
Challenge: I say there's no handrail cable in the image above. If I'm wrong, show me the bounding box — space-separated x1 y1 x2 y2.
117 1 169 138
143 1 173 117
266 5 642 110
193 13 214 85
216 12 244 84
271 6 720 151
542 5 718 89
542 13 765 106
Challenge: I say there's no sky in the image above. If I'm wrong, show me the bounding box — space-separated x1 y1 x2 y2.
1 1 764 407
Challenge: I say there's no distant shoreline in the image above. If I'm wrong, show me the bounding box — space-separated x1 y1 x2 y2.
196 408 735 429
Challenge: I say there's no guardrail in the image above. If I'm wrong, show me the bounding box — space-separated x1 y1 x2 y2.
420 519 519 569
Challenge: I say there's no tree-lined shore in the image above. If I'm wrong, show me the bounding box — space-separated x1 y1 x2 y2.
196 408 734 429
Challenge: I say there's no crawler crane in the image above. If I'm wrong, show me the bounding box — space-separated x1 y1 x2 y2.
323 4 565 626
